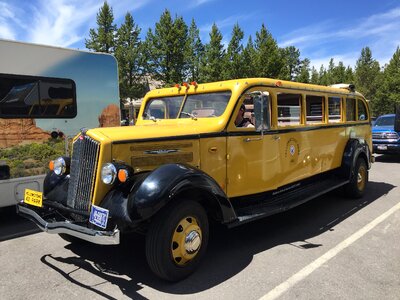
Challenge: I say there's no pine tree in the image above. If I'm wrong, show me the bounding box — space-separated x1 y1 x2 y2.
254 24 284 78
281 46 301 81
310 67 319 84
318 65 328 85
354 47 381 111
200 23 225 82
115 12 147 101
145 10 188 85
241 36 256 78
332 61 346 84
185 19 204 82
225 23 245 79
85 1 116 53
375 47 400 115
296 58 310 83
345 66 354 83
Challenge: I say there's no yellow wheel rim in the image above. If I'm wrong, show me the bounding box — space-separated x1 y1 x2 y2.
357 165 366 191
171 216 202 266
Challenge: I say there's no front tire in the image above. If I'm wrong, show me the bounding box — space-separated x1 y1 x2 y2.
145 200 209 281
344 157 368 198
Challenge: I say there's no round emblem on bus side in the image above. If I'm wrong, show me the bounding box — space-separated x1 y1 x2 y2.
289 145 295 156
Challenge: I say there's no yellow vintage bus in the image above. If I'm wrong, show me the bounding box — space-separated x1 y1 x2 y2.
18 78 372 281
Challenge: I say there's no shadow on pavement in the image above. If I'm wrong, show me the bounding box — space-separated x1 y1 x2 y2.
374 154 400 164
40 181 394 299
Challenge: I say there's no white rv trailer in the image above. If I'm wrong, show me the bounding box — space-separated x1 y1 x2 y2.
0 39 120 207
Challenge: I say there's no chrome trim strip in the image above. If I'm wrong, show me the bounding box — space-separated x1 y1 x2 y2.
17 204 120 245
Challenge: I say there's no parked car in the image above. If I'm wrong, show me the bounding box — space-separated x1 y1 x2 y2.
372 114 400 154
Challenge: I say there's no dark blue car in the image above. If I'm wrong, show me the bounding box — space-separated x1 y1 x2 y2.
372 114 400 154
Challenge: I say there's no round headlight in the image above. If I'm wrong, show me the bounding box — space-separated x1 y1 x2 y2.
101 163 117 185
53 157 66 176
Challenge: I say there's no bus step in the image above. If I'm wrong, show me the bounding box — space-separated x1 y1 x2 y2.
231 176 349 227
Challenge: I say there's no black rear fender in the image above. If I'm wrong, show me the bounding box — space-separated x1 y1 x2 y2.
340 138 371 179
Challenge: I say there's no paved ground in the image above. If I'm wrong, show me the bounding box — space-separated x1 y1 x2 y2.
0 154 399 300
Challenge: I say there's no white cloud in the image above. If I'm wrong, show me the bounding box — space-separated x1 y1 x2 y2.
0 2 16 39
0 0 151 48
199 13 254 41
280 7 400 68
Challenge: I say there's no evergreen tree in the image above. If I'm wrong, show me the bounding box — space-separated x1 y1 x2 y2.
85 1 116 53
254 24 284 78
185 19 204 82
354 47 381 110
332 61 346 83
225 23 245 79
318 65 328 85
326 58 335 85
200 23 225 82
145 10 188 85
241 36 256 78
345 66 354 83
310 66 319 84
296 58 310 83
375 47 400 115
281 46 301 81
115 12 147 101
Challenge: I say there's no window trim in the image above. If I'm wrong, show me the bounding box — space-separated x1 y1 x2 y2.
0 73 77 119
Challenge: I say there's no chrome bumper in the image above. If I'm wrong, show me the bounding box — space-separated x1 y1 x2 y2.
17 204 120 245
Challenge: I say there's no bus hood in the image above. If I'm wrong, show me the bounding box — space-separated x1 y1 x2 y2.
87 120 225 143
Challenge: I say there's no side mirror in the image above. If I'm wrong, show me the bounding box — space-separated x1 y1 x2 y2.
395 104 400 132
253 94 270 131
0 165 10 180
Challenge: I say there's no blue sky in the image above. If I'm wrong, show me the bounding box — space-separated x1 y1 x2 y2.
1 0 400 69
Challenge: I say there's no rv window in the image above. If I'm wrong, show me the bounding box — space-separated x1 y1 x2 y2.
0 74 76 118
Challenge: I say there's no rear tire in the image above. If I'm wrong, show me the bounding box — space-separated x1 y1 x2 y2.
344 157 368 198
145 200 209 281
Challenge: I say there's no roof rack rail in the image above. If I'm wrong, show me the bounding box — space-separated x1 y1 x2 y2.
329 83 355 92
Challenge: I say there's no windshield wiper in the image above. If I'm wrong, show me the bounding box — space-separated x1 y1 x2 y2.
180 111 197 120
148 116 158 122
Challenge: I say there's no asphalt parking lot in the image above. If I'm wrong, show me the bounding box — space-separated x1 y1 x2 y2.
0 154 399 300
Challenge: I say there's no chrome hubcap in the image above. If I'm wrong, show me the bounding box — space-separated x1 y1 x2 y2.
184 230 201 254
171 216 202 265
357 172 362 183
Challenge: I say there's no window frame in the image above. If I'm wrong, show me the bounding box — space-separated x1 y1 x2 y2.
0 73 77 119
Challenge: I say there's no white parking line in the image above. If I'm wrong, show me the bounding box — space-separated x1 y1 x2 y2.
259 201 400 300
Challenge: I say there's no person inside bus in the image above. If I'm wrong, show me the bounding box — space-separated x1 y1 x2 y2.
235 104 254 128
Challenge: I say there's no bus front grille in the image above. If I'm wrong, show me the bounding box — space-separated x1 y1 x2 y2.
67 135 100 212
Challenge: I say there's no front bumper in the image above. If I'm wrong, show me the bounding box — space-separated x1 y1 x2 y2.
17 203 120 245
372 142 400 154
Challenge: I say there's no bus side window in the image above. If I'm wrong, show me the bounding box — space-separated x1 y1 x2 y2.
306 95 324 124
357 99 368 121
277 93 301 126
328 96 341 123
346 98 356 122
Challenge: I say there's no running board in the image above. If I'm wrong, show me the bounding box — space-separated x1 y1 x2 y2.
229 176 349 227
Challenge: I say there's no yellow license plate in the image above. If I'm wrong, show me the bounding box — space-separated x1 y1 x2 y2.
24 189 43 207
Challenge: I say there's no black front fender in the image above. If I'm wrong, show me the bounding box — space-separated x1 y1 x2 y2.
126 164 237 224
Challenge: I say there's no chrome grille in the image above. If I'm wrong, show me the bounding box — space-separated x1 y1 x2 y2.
67 135 100 211
372 132 399 140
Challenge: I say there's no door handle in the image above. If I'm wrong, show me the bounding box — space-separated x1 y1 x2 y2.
243 137 262 142
272 135 280 141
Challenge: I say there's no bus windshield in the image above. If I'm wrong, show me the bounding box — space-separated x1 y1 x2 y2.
143 91 231 120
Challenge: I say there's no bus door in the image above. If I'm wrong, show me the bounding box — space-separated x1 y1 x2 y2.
227 89 280 198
